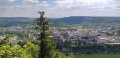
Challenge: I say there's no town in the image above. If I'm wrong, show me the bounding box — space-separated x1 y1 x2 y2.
1 24 120 46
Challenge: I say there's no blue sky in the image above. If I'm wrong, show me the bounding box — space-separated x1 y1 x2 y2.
0 0 120 18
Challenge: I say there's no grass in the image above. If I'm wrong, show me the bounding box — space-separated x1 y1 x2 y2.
79 29 93 31
75 54 120 58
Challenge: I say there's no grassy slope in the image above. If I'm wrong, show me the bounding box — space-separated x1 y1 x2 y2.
75 54 120 58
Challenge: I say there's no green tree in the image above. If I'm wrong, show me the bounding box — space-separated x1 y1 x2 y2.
23 42 39 58
36 11 74 58
0 42 39 58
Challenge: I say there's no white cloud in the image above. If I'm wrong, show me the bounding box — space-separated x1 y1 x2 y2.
75 0 114 5
37 4 48 7
0 0 120 18
45 0 120 18
54 0 115 9
0 0 15 2
46 9 120 18
22 0 49 7
22 0 48 6
41 1 48 4
23 0 39 3
9 0 15 2
36 1 48 7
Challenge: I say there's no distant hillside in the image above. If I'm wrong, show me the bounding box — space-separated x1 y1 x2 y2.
0 16 120 27
52 16 120 26
0 17 34 27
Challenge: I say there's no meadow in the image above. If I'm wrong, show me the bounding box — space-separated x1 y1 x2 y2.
75 54 120 58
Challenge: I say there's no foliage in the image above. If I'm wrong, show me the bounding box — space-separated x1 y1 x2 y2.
0 42 39 58
50 22 69 27
62 40 120 54
0 34 15 45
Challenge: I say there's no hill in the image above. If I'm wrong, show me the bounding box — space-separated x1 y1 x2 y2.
0 16 120 27
0 17 34 27
52 16 120 26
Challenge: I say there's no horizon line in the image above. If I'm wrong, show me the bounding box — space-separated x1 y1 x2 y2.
0 16 120 18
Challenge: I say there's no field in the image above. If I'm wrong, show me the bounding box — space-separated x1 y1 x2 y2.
75 54 120 58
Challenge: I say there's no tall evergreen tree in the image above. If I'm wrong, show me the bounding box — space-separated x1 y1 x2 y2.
36 11 56 58
36 11 74 58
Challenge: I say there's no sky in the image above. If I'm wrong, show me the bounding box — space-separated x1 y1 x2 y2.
0 0 120 18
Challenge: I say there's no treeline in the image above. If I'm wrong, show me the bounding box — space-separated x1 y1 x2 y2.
52 16 120 26
61 40 120 54
0 17 34 27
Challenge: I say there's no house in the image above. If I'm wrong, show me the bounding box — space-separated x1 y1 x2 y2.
0 36 5 39
8 37 17 43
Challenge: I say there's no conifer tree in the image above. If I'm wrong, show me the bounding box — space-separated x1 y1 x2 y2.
36 11 74 58
36 11 55 58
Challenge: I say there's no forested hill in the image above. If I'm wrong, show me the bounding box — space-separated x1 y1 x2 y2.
0 17 34 27
0 16 120 27
52 16 120 26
